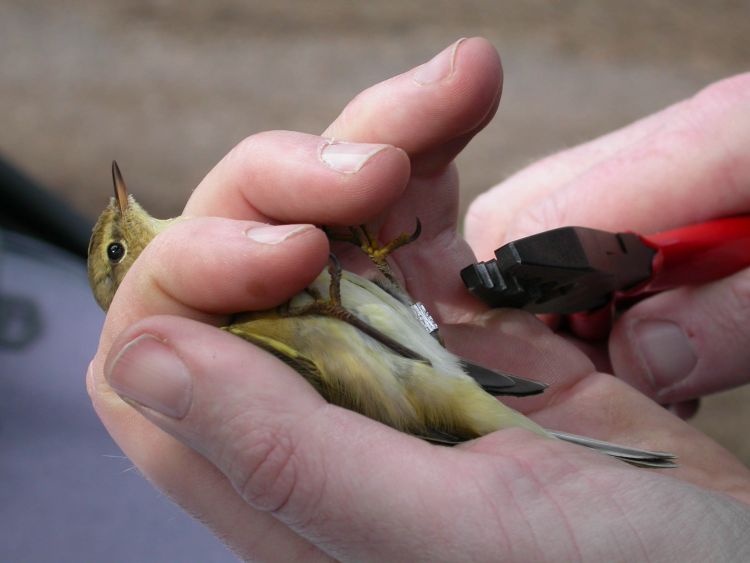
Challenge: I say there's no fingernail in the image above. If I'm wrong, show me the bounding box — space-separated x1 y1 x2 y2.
106 334 193 419
246 223 313 244
320 140 389 173
631 320 698 392
413 38 465 85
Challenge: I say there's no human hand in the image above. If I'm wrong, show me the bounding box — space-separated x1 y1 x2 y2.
88 40 750 561
465 74 750 414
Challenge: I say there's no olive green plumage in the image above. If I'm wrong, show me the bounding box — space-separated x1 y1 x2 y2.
88 162 676 467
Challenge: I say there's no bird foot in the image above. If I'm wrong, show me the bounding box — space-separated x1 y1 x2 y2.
326 220 421 282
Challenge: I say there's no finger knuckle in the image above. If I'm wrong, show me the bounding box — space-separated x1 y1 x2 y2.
508 194 570 239
225 131 284 165
217 413 302 513
226 133 261 162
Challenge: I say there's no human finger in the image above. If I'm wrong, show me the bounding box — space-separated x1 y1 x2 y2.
185 130 410 225
92 216 328 371
99 314 475 560
609 269 750 404
88 332 332 562
323 36 503 176
466 73 750 259
187 38 503 225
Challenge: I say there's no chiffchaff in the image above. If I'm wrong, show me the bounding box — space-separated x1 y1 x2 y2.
88 162 676 468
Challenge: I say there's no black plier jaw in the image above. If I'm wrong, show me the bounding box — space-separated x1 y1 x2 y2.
461 226 656 314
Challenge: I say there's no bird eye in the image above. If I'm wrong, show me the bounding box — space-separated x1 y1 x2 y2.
107 242 126 263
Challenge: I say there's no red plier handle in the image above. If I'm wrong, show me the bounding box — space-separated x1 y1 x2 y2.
570 215 750 338
631 215 750 294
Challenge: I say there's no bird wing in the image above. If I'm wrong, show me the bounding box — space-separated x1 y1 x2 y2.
459 360 549 397
222 326 328 397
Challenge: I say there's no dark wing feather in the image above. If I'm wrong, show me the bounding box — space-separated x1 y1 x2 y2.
460 360 549 397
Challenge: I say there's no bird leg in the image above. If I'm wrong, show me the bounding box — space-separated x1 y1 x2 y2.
289 253 430 363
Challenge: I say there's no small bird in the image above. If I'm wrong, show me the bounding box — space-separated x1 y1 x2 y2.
89 162 676 468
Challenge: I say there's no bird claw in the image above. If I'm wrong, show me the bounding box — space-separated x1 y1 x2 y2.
327 220 422 282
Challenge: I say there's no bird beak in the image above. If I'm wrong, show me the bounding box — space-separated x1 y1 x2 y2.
111 160 129 214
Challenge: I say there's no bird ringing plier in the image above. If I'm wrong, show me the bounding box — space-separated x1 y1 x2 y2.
461 215 750 338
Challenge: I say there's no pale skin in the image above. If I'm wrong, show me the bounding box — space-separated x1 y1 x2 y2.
89 38 750 561
466 67 750 418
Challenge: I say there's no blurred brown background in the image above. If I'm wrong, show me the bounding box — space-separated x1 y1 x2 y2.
1 1 747 464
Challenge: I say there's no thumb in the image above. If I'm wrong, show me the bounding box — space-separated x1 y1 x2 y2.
100 315 507 561
609 269 750 404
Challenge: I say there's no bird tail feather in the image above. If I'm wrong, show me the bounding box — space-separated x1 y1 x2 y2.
549 430 678 468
